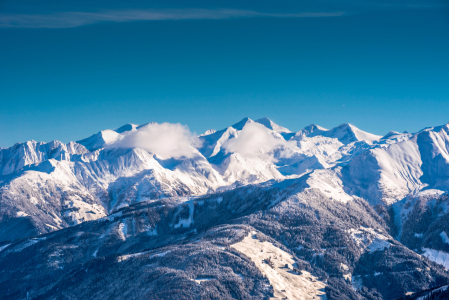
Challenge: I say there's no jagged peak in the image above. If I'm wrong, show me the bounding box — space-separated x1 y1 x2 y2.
199 129 217 137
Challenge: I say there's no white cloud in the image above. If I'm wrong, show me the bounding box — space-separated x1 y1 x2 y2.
110 122 201 159
223 122 288 160
0 9 345 29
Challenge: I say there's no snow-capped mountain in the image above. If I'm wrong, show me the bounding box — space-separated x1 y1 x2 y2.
2 118 449 242
2 117 449 299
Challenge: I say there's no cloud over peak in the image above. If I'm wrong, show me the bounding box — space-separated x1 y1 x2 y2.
110 122 201 159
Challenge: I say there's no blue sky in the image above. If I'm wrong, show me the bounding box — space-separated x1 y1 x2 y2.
0 0 448 147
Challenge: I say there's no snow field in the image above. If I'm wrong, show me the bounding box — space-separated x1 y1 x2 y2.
231 232 327 300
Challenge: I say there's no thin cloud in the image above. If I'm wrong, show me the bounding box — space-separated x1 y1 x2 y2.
0 9 346 29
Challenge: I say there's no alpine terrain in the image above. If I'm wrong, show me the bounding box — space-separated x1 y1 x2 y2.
2 117 449 300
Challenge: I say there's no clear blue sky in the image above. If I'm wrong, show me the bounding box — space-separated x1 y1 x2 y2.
1 0 448 147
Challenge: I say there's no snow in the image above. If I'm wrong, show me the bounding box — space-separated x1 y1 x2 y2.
199 129 216 137
77 129 120 151
29 197 39 204
416 285 449 300
422 248 449 269
14 237 46 252
255 117 291 133
0 244 11 252
231 231 327 300
367 238 391 252
348 227 390 253
299 123 381 144
16 211 29 217
118 249 171 262
117 251 150 262
4 118 449 242
118 222 127 240
194 278 213 284
149 250 171 259
45 223 59 230
107 211 123 222
440 231 449 244
306 168 353 203
393 190 446 238
116 203 129 210
114 123 138 134
174 200 195 229
63 196 107 225
340 263 349 271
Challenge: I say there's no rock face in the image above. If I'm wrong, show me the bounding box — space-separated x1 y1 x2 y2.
2 118 449 299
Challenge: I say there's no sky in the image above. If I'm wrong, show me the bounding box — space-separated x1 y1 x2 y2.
0 0 448 147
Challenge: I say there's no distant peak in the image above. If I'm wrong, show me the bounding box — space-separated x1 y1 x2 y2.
231 117 253 130
255 117 291 133
381 131 401 140
199 129 217 137
114 123 138 134
336 123 353 129
303 124 327 132
331 123 381 143
256 117 271 123
255 117 274 129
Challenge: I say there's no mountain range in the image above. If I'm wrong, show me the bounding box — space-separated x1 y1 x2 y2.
1 117 449 299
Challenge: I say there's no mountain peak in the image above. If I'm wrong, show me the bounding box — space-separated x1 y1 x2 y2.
114 123 138 134
199 129 217 137
330 123 381 143
336 123 353 129
298 123 380 144
255 117 291 133
77 129 120 151
302 124 327 133
231 117 253 130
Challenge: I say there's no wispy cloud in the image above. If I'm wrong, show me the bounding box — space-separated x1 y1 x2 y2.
0 9 345 29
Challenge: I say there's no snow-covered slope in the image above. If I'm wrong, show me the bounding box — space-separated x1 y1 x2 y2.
296 123 382 144
0 140 88 175
2 118 449 244
341 123 449 205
